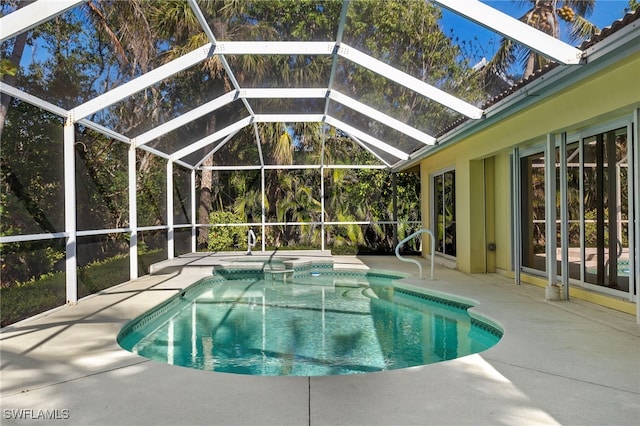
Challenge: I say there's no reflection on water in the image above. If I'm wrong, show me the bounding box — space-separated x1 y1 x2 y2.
125 276 501 376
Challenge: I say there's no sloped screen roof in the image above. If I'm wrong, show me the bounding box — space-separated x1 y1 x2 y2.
1 0 584 170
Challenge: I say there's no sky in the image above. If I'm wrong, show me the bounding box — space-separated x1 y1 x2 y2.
483 0 632 29
439 0 633 65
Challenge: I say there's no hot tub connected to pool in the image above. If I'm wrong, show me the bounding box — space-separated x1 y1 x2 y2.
118 258 502 376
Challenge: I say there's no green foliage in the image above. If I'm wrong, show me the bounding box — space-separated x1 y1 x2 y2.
0 250 164 327
584 209 599 248
76 127 130 230
2 0 460 303
484 0 598 81
207 211 249 252
0 59 18 77
136 154 167 227
0 271 66 327
0 239 66 288
1 103 65 236
77 254 130 297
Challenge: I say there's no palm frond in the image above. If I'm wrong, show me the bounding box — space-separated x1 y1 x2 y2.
565 0 596 18
483 36 517 76
570 14 600 41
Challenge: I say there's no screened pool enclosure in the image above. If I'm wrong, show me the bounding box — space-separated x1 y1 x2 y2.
4 0 634 326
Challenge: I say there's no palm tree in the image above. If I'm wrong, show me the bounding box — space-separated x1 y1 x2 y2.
484 0 599 81
145 0 272 248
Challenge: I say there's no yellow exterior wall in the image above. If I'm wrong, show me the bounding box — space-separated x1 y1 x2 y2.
493 152 511 272
419 52 640 278
484 157 496 273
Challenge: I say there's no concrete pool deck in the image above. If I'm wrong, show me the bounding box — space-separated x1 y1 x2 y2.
1 252 639 425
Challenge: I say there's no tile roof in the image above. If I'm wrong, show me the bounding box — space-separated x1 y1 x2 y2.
436 9 640 139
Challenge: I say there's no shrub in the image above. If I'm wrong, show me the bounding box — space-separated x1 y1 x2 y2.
1 249 165 327
208 211 250 251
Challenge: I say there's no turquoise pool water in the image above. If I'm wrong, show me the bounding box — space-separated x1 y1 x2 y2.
118 270 502 376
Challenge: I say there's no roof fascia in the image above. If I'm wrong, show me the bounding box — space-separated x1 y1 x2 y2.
582 17 640 63
394 22 640 172
394 64 583 171
0 0 85 42
446 26 640 144
434 0 583 64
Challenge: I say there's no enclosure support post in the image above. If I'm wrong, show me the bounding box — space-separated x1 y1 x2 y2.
632 108 639 324
392 173 398 248
261 167 266 252
64 119 77 304
545 134 560 300
512 148 521 286
167 160 174 259
321 165 326 252
129 146 138 280
191 169 196 253
559 133 570 300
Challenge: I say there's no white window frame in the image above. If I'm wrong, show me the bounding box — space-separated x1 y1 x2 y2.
430 167 457 260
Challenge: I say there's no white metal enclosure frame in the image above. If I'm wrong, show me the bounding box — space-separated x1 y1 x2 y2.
0 0 591 305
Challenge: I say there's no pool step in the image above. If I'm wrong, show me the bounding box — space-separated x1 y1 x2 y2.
263 264 295 282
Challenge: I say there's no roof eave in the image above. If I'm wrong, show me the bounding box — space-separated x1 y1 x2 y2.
393 10 640 173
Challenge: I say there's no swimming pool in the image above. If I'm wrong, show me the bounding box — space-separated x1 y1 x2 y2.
118 268 502 376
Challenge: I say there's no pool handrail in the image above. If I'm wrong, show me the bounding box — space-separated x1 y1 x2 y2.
395 229 435 280
247 228 256 255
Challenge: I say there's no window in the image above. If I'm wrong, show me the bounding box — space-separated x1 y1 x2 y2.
433 170 455 257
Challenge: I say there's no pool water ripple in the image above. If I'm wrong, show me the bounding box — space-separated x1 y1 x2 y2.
118 270 502 376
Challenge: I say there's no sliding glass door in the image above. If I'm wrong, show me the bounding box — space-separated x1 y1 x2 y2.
517 124 633 298
582 127 630 293
520 151 547 273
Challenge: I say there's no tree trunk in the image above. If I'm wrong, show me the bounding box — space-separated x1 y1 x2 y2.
524 53 537 79
197 157 212 249
197 114 218 250
0 1 36 141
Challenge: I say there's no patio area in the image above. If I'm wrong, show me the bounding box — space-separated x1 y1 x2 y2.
1 253 638 425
